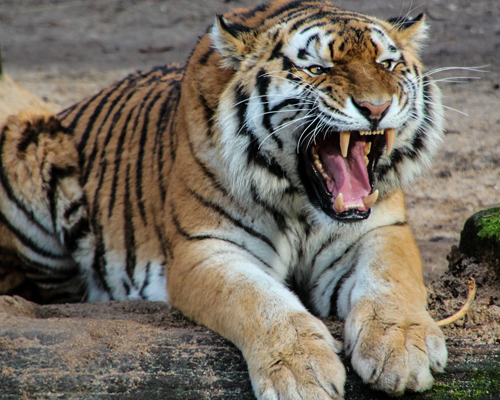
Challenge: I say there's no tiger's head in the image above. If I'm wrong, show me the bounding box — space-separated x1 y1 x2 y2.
201 0 443 223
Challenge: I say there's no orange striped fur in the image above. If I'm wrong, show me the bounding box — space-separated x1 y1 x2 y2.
0 1 447 397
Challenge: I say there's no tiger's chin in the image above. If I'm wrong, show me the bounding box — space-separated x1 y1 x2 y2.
299 128 396 222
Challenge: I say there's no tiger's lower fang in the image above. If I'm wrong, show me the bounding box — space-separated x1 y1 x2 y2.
362 190 379 210
333 192 344 213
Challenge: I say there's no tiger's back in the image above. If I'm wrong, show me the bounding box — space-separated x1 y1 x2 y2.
58 65 185 301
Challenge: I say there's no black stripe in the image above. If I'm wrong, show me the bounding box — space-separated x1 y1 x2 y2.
0 211 67 260
138 262 151 299
329 257 357 317
136 90 165 224
198 91 215 137
17 115 68 155
62 89 105 134
269 40 283 61
285 273 314 313
199 48 214 65
170 205 273 270
187 188 277 254
154 221 171 260
270 98 302 113
89 160 112 296
249 183 287 232
310 235 340 270
306 34 319 47
234 81 294 191
297 48 310 60
106 72 161 219
108 105 138 219
154 85 178 204
16 122 39 153
47 166 78 232
256 69 284 150
167 80 183 164
265 1 309 22
123 279 131 296
17 253 79 278
64 199 84 220
82 83 136 184
89 221 112 298
246 136 287 180
297 21 327 34
238 2 270 19
0 133 52 236
234 84 249 136
65 216 92 253
282 55 295 71
186 133 230 198
57 102 79 121
75 69 154 160
124 164 137 283
236 81 288 178
76 85 121 156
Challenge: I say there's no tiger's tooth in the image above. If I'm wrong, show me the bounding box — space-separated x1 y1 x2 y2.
364 155 369 166
311 148 332 181
364 141 372 156
340 131 351 158
362 190 379 210
333 192 344 213
385 128 396 156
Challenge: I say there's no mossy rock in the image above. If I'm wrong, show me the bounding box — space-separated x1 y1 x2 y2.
459 207 500 270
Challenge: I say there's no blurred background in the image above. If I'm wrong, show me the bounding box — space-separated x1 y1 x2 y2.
0 0 498 105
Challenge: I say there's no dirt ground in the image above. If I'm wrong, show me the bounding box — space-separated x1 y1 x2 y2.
1 0 499 282
0 1 499 398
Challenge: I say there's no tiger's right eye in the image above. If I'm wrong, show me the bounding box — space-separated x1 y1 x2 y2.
306 65 327 75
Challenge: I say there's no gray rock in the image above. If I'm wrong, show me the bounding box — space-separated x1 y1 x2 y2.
459 207 500 270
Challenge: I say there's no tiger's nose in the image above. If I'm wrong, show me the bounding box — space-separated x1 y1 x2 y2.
357 100 392 120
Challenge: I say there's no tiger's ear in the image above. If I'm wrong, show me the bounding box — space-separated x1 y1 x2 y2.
210 15 253 68
388 13 428 53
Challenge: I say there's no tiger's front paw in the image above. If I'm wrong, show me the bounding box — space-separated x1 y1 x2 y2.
247 312 345 400
345 302 447 396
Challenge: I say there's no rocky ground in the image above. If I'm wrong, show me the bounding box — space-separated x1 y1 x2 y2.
1 0 499 281
0 0 499 399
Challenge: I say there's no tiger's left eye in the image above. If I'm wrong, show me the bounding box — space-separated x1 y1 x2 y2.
306 65 327 75
380 60 396 71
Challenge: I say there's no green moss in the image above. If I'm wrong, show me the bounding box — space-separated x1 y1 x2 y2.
426 358 500 400
477 207 500 241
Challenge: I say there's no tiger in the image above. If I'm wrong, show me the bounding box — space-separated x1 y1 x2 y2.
0 0 448 398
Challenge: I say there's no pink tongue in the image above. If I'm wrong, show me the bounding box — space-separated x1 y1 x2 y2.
317 138 371 210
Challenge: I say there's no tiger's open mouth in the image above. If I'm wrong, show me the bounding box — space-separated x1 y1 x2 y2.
299 128 395 221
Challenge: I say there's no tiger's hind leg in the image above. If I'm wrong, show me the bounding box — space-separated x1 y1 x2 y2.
0 109 96 302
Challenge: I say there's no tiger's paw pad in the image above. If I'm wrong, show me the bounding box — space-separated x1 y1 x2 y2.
345 309 447 395
249 314 345 400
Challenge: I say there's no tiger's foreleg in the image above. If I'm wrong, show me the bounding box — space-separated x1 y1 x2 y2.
337 218 447 395
0 109 96 301
168 240 346 400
